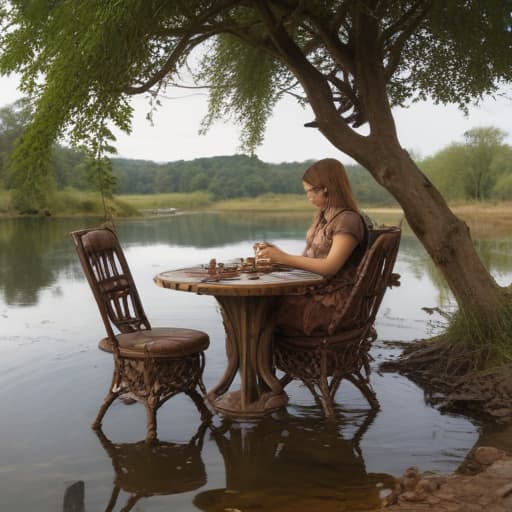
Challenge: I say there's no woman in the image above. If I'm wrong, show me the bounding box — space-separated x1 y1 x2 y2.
257 158 368 336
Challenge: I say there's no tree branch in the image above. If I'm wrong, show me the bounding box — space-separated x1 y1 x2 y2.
382 1 432 80
124 0 242 94
253 0 366 149
380 0 430 42
125 34 213 94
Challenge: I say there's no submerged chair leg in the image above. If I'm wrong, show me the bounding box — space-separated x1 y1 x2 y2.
318 379 335 419
92 389 120 430
104 485 121 512
319 346 335 419
329 375 343 400
186 389 212 421
145 398 158 443
346 374 380 410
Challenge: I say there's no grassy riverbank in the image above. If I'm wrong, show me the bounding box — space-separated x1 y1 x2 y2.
1 189 511 237
0 189 139 217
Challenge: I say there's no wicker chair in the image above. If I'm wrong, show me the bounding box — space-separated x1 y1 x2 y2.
273 227 401 418
71 227 210 442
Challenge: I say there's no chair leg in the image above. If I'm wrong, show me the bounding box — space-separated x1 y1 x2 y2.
122 494 142 512
104 485 121 512
186 389 212 421
319 347 335 419
92 389 120 430
301 380 330 417
329 375 343 400
318 376 335 419
145 398 158 443
279 373 293 388
346 374 380 410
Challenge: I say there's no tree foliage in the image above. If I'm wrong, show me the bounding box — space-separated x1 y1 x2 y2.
463 127 509 200
1 1 510 208
422 127 512 201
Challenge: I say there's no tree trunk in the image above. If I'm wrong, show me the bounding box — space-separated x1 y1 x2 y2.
309 7 500 315
260 2 502 315
368 146 500 312
315 118 500 312
316 122 501 314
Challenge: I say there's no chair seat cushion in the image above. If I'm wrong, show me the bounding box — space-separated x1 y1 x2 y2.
99 327 209 359
274 326 367 348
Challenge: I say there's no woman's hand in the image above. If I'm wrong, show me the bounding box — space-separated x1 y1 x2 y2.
256 243 287 264
254 234 358 276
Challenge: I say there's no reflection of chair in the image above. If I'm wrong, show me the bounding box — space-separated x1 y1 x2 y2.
194 411 394 511
71 227 210 442
274 228 401 418
96 422 208 511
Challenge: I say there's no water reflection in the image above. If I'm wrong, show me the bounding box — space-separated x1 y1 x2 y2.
0 217 104 306
114 212 312 247
0 214 312 306
2 215 511 309
96 422 208 511
1 213 508 510
399 237 512 310
195 411 395 511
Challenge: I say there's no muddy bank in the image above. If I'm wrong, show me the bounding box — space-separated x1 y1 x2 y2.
383 446 512 511
380 339 512 425
378 339 512 510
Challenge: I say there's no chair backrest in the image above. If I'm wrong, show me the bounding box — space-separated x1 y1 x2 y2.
70 227 150 338
339 227 401 330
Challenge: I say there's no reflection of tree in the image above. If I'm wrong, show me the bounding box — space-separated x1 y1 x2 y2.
194 411 394 511
404 235 512 309
0 217 91 305
95 422 208 511
473 239 512 282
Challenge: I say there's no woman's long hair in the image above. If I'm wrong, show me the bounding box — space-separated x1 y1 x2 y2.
302 158 359 212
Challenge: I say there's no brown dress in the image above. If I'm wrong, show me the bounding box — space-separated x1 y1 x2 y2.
275 207 367 336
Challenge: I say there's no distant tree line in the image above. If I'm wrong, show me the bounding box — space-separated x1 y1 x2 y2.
1 100 510 208
110 154 395 204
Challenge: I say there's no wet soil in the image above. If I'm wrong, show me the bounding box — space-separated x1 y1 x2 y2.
379 340 512 511
383 447 512 511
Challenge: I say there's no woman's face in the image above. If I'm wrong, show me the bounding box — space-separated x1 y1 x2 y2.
303 180 327 209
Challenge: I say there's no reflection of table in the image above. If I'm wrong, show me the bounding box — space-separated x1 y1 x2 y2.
154 267 325 419
193 411 394 511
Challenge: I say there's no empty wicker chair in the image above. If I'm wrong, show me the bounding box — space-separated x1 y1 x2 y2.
71 227 210 442
273 228 401 418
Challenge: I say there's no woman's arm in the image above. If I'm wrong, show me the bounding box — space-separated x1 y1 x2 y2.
257 233 359 277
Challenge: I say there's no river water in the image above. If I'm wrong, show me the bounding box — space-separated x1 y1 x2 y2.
1 212 511 511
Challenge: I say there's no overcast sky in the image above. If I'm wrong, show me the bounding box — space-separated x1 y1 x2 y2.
1 74 511 165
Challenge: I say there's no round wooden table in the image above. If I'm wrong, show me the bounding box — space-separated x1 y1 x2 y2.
154 266 325 419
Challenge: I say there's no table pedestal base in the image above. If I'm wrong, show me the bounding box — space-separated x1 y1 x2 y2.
206 390 288 420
